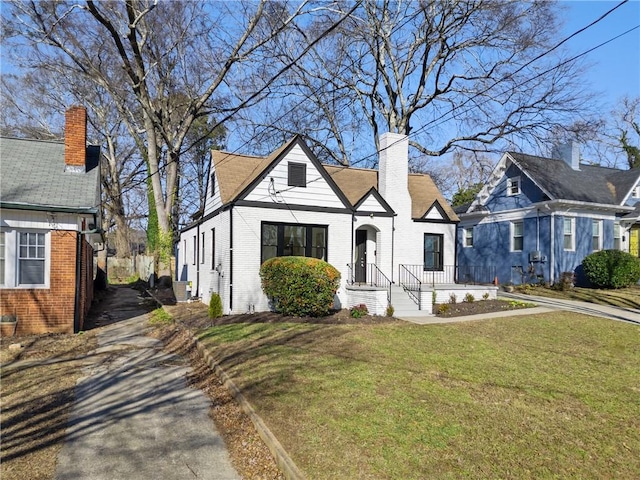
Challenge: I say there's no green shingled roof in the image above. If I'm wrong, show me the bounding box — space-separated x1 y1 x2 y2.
0 137 100 212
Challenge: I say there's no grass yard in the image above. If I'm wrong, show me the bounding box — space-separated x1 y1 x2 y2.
516 284 640 310
198 312 640 479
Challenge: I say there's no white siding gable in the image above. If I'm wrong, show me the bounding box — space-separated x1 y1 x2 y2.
203 167 223 214
423 204 444 220
356 192 387 213
243 145 346 209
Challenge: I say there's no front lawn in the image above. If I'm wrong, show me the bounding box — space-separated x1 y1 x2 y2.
515 284 640 310
197 312 640 479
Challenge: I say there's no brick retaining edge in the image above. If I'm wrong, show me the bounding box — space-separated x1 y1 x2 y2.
192 338 306 480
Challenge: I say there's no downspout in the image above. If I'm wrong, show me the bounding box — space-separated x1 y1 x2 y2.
350 213 354 282
195 222 200 297
550 212 555 284
229 205 234 312
73 232 82 333
453 223 459 284
391 215 395 283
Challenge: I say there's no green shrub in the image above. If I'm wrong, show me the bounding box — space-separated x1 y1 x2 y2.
482 292 490 301
448 293 457 304
582 250 640 289
463 293 475 303
260 256 341 317
437 304 450 314
350 304 368 318
385 304 395 317
208 292 223 319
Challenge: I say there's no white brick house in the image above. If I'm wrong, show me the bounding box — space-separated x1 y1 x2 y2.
177 133 464 316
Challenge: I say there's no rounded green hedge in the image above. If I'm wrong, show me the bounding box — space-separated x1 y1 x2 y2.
582 249 640 289
260 256 341 317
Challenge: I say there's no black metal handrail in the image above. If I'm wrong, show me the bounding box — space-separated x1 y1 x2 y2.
399 265 497 286
346 263 392 306
398 264 422 309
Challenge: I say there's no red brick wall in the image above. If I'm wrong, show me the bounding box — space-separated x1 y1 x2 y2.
0 230 93 335
64 106 87 168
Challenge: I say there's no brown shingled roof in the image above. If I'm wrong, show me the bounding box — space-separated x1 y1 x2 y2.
408 174 459 221
323 165 378 205
211 138 458 222
211 137 297 204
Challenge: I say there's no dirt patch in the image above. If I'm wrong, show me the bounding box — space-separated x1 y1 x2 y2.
0 331 97 480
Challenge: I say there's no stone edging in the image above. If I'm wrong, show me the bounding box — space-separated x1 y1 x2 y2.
191 337 306 480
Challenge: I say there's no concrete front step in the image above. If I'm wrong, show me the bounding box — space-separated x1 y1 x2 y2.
389 286 421 313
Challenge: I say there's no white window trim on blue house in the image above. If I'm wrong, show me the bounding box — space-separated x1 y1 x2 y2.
511 221 523 252
592 219 602 251
507 176 521 196
632 185 640 199
463 227 474 247
563 217 575 251
613 222 621 250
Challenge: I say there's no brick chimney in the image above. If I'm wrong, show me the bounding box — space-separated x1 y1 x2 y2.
64 106 87 173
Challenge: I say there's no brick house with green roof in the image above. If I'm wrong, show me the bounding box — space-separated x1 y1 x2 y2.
0 106 102 335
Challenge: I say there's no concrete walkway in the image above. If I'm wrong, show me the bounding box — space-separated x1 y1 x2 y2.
55 287 239 480
400 293 640 325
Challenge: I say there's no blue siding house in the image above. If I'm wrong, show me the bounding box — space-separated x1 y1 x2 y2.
456 142 640 286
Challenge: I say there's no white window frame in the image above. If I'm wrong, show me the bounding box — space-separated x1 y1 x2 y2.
0 229 51 289
613 222 622 250
632 185 640 199
563 217 575 251
511 221 524 252
507 176 521 196
592 219 602 252
463 227 474 248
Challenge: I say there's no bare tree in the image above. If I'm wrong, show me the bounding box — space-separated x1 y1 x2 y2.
247 0 600 167
4 0 319 271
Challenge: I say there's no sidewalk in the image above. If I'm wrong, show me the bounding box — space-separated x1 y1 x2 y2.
499 292 640 325
55 287 239 480
400 293 640 325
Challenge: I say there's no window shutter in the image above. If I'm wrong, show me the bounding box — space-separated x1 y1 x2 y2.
288 162 306 187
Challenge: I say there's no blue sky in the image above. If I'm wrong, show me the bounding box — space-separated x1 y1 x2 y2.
561 0 640 111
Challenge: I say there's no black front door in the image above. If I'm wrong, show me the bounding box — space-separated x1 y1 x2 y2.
355 230 366 283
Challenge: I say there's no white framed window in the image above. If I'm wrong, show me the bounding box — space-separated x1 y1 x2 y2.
511 221 523 252
613 222 622 250
632 185 640 198
192 235 197 265
463 227 474 247
592 220 602 251
507 176 521 196
563 217 575 251
201 232 205 264
0 229 50 289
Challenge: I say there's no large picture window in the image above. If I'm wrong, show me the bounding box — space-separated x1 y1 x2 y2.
19 232 45 285
261 222 327 263
423 233 443 271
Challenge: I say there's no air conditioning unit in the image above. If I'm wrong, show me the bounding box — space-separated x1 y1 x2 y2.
529 251 541 262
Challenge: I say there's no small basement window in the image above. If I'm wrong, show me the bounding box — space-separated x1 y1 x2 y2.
288 162 306 187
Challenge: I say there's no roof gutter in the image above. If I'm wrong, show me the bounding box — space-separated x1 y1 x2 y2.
0 201 99 215
536 199 636 213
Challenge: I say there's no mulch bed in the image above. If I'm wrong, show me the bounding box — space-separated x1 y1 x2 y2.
434 299 534 317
